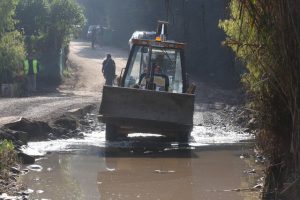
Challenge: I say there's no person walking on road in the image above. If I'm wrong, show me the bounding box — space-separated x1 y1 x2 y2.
102 54 116 86
91 27 97 49
24 53 39 93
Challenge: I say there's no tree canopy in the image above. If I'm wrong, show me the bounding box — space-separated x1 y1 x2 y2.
16 0 85 52
0 0 25 83
0 0 20 36
0 0 85 85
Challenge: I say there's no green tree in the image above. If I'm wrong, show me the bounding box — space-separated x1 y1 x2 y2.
0 0 25 84
16 0 50 36
0 0 19 36
49 0 85 50
16 0 84 52
0 140 16 180
16 0 50 54
0 32 25 83
14 0 85 83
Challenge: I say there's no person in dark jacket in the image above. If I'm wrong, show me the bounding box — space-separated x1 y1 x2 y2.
102 54 116 86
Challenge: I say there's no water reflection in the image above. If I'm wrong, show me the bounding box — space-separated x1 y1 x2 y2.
98 146 194 200
21 143 261 200
21 154 85 199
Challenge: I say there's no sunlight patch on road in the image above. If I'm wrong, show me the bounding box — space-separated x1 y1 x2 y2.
190 125 254 146
22 125 254 156
21 130 106 156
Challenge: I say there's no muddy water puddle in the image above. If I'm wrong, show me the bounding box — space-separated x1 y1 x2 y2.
20 120 260 200
21 146 261 199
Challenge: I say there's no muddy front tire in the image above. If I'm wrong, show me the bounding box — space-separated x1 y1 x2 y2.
177 132 190 143
167 131 190 143
105 123 118 141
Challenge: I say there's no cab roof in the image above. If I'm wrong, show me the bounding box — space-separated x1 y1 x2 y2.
131 38 185 49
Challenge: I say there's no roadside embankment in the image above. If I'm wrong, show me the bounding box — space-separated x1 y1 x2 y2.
0 104 97 154
0 104 98 199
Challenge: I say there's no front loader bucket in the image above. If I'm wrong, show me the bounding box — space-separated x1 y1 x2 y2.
100 86 194 131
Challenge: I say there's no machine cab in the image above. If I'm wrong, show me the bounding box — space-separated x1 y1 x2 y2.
121 39 187 93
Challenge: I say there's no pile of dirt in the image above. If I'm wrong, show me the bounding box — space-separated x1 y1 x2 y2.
0 104 97 198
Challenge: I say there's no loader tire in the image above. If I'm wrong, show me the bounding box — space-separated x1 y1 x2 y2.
105 123 118 141
167 132 190 143
177 132 190 143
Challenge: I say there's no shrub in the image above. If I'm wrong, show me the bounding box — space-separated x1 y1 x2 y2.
0 31 25 83
0 140 16 180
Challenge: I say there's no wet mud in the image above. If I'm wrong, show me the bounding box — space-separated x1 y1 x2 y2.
20 143 262 200
14 110 262 200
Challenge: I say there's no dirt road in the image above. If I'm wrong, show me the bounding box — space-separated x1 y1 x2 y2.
0 39 245 134
0 40 127 126
62 40 127 95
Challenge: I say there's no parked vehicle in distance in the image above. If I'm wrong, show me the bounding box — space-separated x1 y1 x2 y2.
87 25 100 39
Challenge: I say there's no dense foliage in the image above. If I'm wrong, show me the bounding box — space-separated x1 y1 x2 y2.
220 0 300 198
0 32 25 83
14 0 85 83
16 0 85 53
0 0 25 84
49 0 85 51
0 0 19 36
0 0 84 85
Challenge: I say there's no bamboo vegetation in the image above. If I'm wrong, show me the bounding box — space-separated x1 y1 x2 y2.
220 0 300 198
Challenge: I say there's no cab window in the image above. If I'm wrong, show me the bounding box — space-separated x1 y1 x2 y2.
150 48 183 93
124 46 148 88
